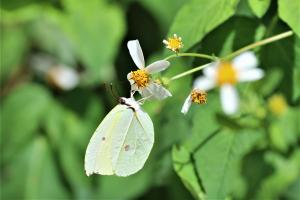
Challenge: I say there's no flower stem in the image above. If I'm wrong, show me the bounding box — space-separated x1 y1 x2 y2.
164 53 217 61
170 63 210 81
222 30 293 60
169 30 293 81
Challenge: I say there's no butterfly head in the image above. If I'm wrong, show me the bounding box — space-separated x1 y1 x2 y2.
119 97 140 111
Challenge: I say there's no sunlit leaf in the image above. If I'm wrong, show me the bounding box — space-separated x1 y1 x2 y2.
278 0 300 37
248 0 271 18
168 0 240 51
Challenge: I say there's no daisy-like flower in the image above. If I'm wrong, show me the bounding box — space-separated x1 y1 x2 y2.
127 40 172 100
163 34 183 53
181 52 264 115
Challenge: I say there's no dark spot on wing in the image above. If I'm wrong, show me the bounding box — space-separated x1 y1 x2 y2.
124 145 130 151
102 137 106 141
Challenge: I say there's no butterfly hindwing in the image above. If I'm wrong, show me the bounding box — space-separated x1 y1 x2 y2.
112 109 154 176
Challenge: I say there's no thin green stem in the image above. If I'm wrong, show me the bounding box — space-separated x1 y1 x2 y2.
169 30 293 81
170 63 210 81
164 53 217 61
222 30 293 60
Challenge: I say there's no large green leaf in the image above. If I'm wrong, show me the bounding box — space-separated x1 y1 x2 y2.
168 0 240 51
248 0 271 18
1 137 70 199
0 84 51 164
43 91 104 199
192 129 261 199
278 0 300 38
172 145 205 200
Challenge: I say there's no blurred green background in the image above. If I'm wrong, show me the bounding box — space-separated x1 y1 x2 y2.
1 0 299 199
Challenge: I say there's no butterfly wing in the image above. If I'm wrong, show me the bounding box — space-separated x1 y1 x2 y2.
111 109 154 176
84 105 132 176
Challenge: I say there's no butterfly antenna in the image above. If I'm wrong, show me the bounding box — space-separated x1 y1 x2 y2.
104 83 119 102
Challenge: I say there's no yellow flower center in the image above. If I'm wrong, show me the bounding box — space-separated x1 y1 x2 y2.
168 38 182 50
191 89 207 104
130 69 150 88
164 34 183 52
216 62 237 85
268 94 288 116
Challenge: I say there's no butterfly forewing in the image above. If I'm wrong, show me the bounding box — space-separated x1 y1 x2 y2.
85 105 129 176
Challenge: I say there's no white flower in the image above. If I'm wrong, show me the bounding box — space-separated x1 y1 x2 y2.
127 40 172 100
181 52 264 115
46 65 79 91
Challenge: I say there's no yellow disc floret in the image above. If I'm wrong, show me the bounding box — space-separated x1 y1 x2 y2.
191 89 207 104
217 62 237 85
130 69 150 88
163 34 183 53
268 94 288 116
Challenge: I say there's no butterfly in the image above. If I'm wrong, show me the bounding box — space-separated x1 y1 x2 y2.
84 97 154 177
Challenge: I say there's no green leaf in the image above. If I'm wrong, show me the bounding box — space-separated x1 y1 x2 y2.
248 0 271 18
269 108 299 152
293 36 300 101
256 150 300 199
52 0 126 85
283 177 300 200
0 26 28 83
28 19 76 66
140 0 188 33
168 0 240 51
172 145 205 200
192 129 261 199
1 137 70 199
260 25 296 102
97 167 153 199
0 84 51 164
42 92 104 199
278 0 300 38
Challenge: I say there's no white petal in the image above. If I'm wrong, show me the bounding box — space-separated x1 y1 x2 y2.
233 51 258 70
181 95 192 114
127 72 134 85
193 76 215 91
139 87 152 99
145 60 170 74
220 84 239 115
238 68 264 82
140 82 172 100
203 62 218 78
127 40 145 69
130 84 138 92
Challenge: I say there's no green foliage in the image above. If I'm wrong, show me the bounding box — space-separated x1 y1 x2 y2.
278 0 300 37
248 0 271 18
1 0 299 199
168 0 240 50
